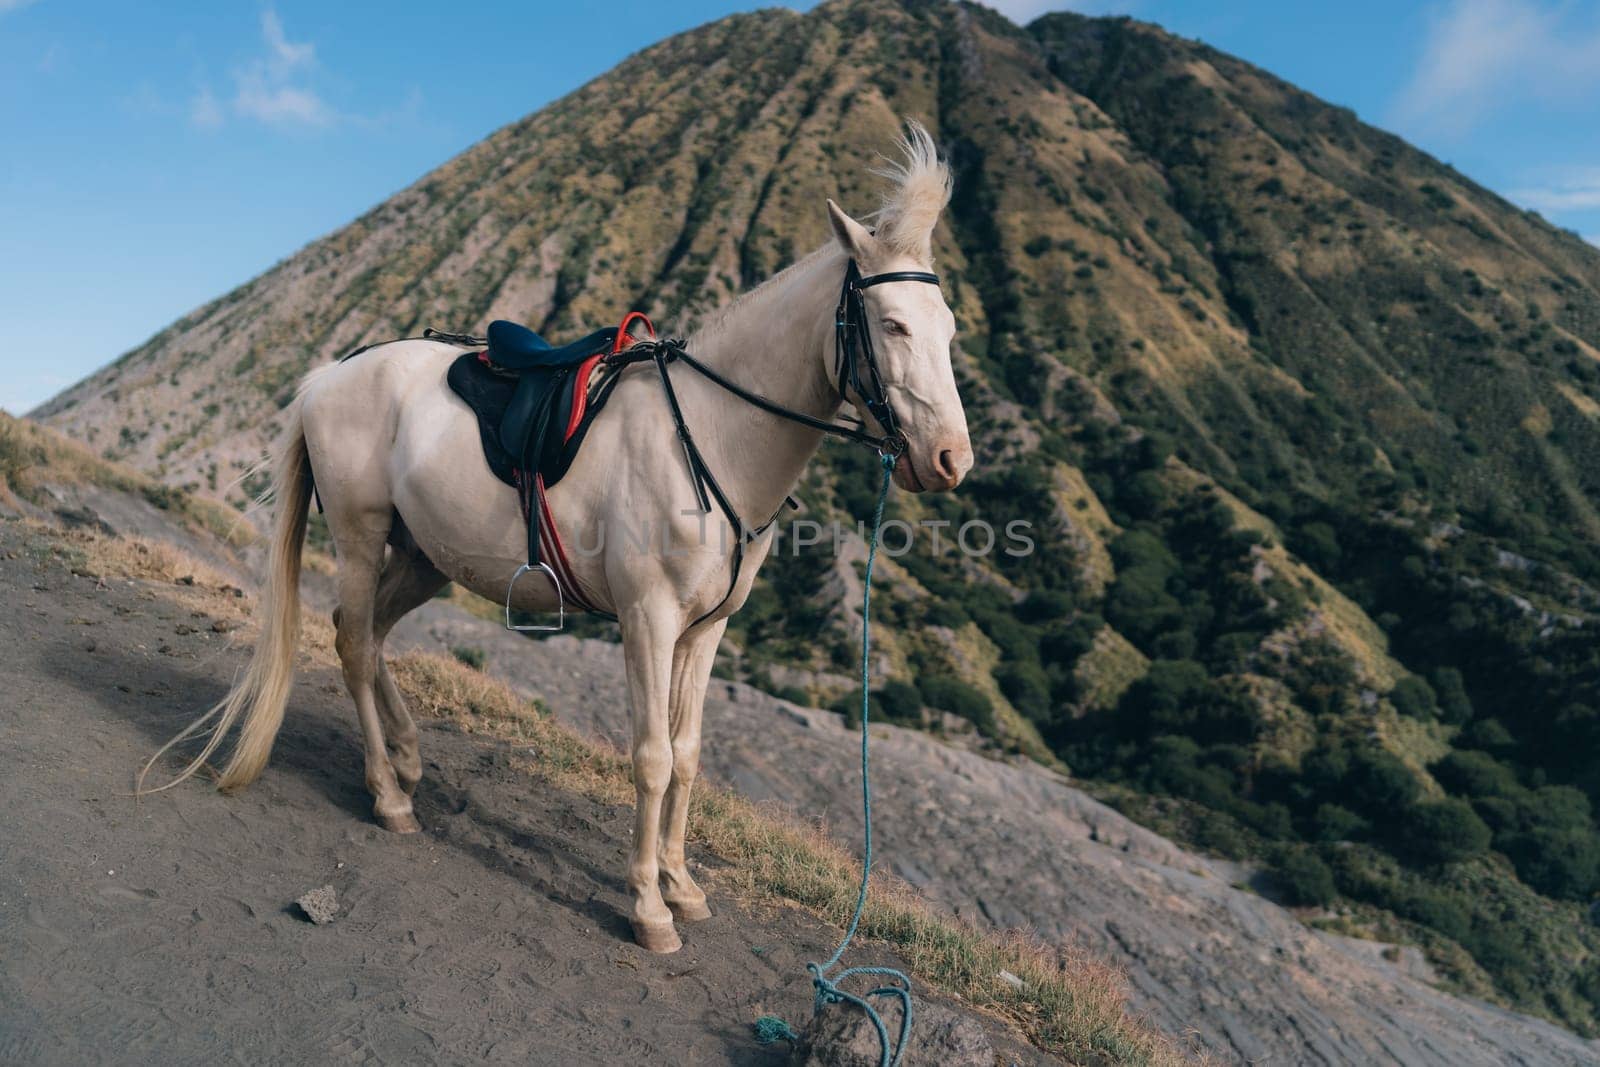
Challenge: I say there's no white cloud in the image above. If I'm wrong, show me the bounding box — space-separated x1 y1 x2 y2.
192 8 335 130
234 81 332 126
1511 169 1600 214
0 0 40 14
260 9 314 71
983 0 1065 21
1393 0 1600 136
980 0 1136 24
189 86 223 129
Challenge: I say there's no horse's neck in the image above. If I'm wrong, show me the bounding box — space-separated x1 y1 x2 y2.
676 251 842 525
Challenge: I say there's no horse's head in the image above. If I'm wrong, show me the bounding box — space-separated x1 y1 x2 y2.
825 121 971 493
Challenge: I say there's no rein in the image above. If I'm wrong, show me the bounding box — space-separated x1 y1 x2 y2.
600 258 941 627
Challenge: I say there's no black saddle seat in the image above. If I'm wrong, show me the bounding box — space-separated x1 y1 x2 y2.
448 316 649 497
487 319 616 370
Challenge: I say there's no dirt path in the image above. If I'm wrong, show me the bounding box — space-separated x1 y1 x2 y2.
0 522 1039 1065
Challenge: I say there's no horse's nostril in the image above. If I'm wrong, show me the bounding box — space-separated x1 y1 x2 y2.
937 449 957 480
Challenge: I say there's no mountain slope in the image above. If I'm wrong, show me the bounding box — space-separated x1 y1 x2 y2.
35 0 1600 1043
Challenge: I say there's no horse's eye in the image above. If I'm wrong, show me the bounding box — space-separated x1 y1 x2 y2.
882 319 910 337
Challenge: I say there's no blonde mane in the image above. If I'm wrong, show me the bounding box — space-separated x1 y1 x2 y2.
693 119 952 344
870 119 953 264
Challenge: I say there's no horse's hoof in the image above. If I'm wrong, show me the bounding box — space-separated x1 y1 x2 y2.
667 898 712 922
632 918 682 954
379 811 422 834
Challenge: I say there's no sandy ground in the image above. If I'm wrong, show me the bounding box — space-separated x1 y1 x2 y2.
0 520 1045 1065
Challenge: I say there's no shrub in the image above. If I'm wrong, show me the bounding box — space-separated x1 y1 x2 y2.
141 483 190 512
1118 470 1169 519
1110 529 1179 572
1143 736 1235 807
1039 617 1099 665
1270 846 1337 907
996 661 1051 722
1246 801 1294 840
974 607 1038 662
1017 589 1074 623
0 418 35 488
1399 799 1491 866
918 675 996 734
1462 922 1534 991
1430 750 1518 799
1459 718 1515 753
1134 432 1175 470
1502 827 1600 900
1206 630 1261 673
450 645 486 671
1389 675 1438 720
1190 808 1251 858
1394 887 1471 942
829 689 885 731
1431 667 1474 724
1521 784 1594 833
1119 659 1209 732
1311 803 1369 842
1419 182 1455 211
1119 661 1265 747
772 685 810 707
875 679 924 723
1150 628 1198 660
1346 749 1421 817
1105 566 1184 649
1295 521 1341 570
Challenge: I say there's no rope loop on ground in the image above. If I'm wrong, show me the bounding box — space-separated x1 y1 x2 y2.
753 452 912 1067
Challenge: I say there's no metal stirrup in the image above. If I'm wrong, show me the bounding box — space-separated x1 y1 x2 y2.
504 561 566 632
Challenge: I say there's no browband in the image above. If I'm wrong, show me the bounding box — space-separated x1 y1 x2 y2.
856 270 940 288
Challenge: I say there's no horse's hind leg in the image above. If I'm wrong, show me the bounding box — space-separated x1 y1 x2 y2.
372 543 448 796
329 516 419 833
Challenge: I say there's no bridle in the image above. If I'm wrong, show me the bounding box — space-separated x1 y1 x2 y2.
598 258 943 624
608 257 942 468
833 258 941 456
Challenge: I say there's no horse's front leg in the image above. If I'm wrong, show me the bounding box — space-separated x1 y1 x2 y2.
620 601 684 953
658 619 726 922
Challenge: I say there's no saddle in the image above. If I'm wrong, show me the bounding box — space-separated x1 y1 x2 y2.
446 314 653 491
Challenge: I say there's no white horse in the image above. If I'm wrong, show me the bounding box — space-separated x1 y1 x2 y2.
150 121 972 953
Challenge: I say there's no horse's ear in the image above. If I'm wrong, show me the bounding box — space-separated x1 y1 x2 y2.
826 199 874 261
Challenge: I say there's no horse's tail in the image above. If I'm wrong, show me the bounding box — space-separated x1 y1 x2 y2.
138 403 313 796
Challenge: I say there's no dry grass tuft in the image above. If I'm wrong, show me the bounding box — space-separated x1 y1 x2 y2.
0 412 253 547
15 520 239 592
389 651 1193 1066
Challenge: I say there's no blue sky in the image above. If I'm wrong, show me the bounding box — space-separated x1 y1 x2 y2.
2 0 1598 414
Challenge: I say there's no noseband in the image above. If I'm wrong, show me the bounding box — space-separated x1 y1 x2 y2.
834 258 941 457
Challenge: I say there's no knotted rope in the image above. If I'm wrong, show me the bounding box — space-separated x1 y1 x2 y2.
755 451 912 1066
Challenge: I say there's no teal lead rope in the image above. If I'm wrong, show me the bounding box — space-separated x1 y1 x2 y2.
755 451 912 1067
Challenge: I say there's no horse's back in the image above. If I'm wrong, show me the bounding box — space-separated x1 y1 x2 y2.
298 339 472 496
